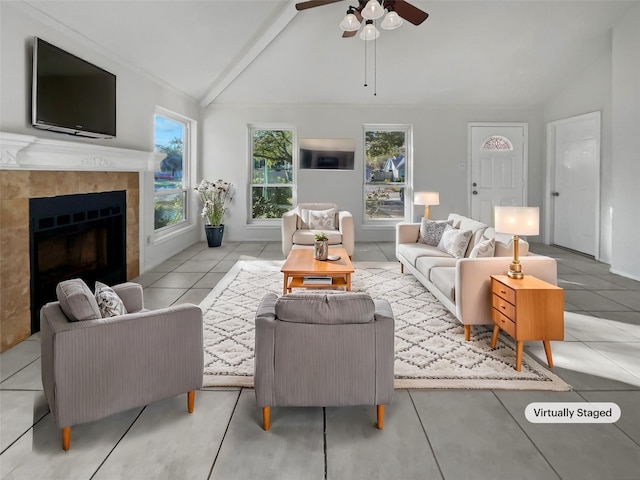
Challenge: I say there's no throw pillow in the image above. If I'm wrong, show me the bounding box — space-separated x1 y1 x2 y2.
308 208 336 230
418 219 453 246
56 278 102 322
469 237 496 258
437 225 473 258
95 281 127 318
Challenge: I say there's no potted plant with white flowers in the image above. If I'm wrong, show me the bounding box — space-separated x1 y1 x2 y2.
195 179 234 247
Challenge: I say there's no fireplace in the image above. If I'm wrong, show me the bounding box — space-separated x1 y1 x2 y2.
29 191 127 332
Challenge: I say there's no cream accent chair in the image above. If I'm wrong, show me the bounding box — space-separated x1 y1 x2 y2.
281 202 354 257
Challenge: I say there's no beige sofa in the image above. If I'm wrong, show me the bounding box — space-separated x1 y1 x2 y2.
396 213 558 341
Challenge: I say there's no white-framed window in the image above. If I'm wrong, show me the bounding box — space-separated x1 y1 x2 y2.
249 125 296 222
363 124 412 224
153 108 195 234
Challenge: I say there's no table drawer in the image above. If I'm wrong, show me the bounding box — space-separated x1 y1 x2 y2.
492 294 515 320
492 280 516 304
492 308 516 338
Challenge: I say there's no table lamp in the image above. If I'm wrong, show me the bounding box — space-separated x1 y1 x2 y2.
414 192 439 219
494 206 539 279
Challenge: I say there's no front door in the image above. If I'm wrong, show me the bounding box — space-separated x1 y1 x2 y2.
550 113 600 256
469 124 527 225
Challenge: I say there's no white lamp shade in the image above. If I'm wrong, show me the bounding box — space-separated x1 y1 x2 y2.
381 11 403 30
494 206 539 236
414 191 440 206
359 23 380 40
361 0 385 20
340 13 360 32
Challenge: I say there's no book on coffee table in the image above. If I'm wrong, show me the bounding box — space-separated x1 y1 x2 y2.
303 276 332 285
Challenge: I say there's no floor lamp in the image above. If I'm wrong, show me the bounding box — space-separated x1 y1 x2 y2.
494 206 539 279
414 192 439 219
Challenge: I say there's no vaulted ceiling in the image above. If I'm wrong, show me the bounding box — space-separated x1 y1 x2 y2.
21 0 639 107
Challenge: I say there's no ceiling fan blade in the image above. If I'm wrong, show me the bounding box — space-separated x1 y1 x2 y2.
296 0 343 11
386 0 429 25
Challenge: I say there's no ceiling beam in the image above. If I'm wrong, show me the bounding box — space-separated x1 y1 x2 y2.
199 1 299 108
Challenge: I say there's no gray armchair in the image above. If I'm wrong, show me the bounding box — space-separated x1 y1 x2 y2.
40 280 203 450
281 202 355 257
254 292 394 430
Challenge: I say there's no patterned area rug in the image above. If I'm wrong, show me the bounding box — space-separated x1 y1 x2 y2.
200 260 571 391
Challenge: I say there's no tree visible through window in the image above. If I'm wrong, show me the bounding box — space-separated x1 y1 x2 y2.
364 126 411 221
250 127 294 220
154 113 188 230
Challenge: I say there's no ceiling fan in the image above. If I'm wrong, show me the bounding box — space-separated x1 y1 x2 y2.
295 0 429 39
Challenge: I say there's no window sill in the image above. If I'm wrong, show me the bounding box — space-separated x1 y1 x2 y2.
152 222 197 245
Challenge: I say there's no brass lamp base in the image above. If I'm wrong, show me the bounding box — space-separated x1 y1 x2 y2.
507 263 524 279
508 235 524 279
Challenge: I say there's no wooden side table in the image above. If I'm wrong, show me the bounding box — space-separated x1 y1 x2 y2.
490 274 564 371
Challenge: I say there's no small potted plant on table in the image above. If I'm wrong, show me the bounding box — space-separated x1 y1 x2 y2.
314 232 329 260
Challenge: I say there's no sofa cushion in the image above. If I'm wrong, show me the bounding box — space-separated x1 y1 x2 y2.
275 292 375 325
56 278 102 322
308 208 336 230
469 238 495 258
430 267 456 303
292 229 342 245
398 243 453 266
418 218 453 246
95 281 127 318
437 225 473 258
415 256 458 280
458 217 489 257
447 213 465 228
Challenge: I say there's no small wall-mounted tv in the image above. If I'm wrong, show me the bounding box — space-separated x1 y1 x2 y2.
32 37 116 139
299 138 355 170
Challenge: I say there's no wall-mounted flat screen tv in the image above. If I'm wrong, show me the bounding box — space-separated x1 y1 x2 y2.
299 138 355 170
32 37 116 139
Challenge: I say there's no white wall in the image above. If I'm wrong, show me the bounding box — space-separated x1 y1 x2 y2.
611 3 640 280
0 2 202 272
543 49 613 264
202 104 544 242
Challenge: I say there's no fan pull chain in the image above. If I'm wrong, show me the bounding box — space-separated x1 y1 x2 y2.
374 24 377 96
363 36 368 87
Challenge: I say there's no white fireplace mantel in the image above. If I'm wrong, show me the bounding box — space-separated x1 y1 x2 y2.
0 132 165 172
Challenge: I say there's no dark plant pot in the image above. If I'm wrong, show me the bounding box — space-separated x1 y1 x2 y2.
205 224 224 247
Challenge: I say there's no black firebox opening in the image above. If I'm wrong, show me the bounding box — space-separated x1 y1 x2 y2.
29 191 127 332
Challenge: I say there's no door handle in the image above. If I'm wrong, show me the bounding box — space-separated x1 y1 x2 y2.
472 182 477 187
552 192 560 197
472 191 478 195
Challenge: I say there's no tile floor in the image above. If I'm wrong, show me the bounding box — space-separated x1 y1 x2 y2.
1 242 639 479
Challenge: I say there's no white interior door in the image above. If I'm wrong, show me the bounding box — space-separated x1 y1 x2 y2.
551 113 600 256
469 125 527 225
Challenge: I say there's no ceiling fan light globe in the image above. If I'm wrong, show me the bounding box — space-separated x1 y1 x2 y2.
339 13 360 32
359 23 380 41
381 11 403 30
361 0 385 20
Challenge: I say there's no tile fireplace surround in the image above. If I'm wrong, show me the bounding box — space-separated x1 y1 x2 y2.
0 132 163 351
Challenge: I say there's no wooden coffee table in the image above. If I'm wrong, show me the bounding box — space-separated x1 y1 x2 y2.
281 247 354 295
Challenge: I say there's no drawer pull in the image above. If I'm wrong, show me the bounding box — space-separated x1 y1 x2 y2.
501 305 506 310
500 289 507 294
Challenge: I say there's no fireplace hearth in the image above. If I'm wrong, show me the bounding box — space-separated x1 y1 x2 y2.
29 191 127 332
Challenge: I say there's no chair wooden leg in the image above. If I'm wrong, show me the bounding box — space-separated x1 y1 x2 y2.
376 405 385 430
464 325 471 341
262 406 271 431
400 262 404 273
187 390 195 413
61 427 71 451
